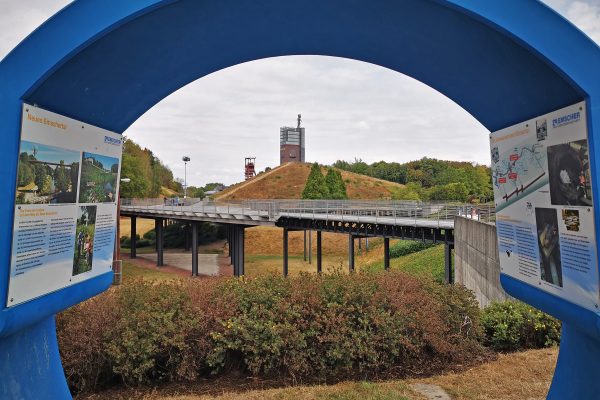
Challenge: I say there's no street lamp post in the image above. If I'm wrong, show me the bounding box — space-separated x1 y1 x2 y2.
113 177 131 285
182 156 190 198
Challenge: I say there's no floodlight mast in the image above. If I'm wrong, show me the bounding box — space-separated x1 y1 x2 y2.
182 156 190 198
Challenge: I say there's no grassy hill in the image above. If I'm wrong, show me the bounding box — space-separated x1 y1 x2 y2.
215 162 407 200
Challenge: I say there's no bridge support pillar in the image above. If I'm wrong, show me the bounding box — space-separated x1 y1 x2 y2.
384 237 390 271
130 216 137 259
229 226 235 270
444 243 454 284
191 222 198 277
348 235 355 272
303 230 307 261
308 230 312 264
233 225 245 277
156 218 164 267
283 228 289 277
317 230 322 274
184 223 191 251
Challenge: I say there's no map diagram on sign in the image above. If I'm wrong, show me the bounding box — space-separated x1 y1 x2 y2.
491 139 547 210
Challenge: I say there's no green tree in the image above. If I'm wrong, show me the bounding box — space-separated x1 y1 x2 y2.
33 164 47 189
54 161 70 192
302 163 330 199
70 162 79 193
120 153 148 198
325 168 347 199
17 154 34 187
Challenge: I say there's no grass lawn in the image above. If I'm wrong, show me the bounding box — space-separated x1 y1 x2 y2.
366 244 447 282
80 348 556 400
245 254 354 277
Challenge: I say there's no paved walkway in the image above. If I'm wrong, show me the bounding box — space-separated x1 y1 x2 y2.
124 247 233 277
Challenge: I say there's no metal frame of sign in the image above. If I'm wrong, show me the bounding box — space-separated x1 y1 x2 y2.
1 1 600 399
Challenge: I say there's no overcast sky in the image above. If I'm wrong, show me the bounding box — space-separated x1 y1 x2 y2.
1 1 599 187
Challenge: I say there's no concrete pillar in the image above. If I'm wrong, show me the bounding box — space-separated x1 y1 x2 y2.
156 218 164 267
348 235 355 272
384 237 390 271
191 222 198 276
130 216 137 259
444 243 454 284
283 228 289 277
317 230 322 274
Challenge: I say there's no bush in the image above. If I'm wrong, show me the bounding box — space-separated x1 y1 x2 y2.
481 301 561 351
57 272 485 393
389 240 435 258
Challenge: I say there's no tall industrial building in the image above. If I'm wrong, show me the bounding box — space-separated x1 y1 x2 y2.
280 114 305 164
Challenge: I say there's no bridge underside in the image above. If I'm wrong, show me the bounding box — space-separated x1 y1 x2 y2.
276 217 454 244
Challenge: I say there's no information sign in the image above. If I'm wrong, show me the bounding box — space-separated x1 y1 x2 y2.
490 101 599 311
7 104 122 307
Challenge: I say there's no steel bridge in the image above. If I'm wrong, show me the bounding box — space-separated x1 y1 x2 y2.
120 198 495 281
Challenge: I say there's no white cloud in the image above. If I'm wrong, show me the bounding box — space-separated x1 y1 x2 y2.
2 1 600 187
566 1 600 43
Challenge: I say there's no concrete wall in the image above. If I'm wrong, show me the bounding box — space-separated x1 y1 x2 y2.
454 216 510 307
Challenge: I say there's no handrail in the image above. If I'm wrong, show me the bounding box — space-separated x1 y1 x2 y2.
120 198 496 224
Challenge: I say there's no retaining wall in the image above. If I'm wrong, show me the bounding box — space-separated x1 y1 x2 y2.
454 216 510 307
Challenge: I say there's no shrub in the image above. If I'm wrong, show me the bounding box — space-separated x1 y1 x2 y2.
388 240 435 258
57 272 486 393
481 301 561 351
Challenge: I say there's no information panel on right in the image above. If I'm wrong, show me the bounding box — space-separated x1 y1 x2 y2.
490 101 600 311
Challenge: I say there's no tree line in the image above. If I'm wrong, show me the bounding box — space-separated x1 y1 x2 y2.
332 157 492 202
120 138 182 198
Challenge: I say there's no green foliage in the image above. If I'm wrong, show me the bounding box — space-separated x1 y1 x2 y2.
54 161 70 192
481 301 561 351
120 138 180 198
302 163 330 199
186 186 205 198
427 182 470 202
389 240 435 258
17 152 34 187
57 272 485 393
333 157 492 201
325 168 348 199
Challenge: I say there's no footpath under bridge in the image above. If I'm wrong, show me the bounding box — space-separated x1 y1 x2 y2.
120 199 495 280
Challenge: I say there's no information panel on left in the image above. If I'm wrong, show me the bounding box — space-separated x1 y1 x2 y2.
7 104 122 307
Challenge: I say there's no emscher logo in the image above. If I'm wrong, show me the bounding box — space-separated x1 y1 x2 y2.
552 111 580 128
104 136 122 146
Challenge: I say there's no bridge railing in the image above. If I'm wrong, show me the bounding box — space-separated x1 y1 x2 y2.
241 200 496 225
120 198 496 224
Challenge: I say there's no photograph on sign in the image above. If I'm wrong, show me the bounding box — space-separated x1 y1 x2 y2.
73 206 97 276
490 101 600 312
15 141 80 205
7 104 122 307
79 152 119 203
547 139 592 206
535 207 563 287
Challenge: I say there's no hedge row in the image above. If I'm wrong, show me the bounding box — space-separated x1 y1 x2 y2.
388 240 435 258
57 272 484 393
480 300 561 351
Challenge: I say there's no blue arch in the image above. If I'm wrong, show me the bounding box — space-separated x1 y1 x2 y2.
1 1 600 398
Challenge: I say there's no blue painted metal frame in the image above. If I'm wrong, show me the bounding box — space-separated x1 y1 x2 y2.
0 1 599 398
